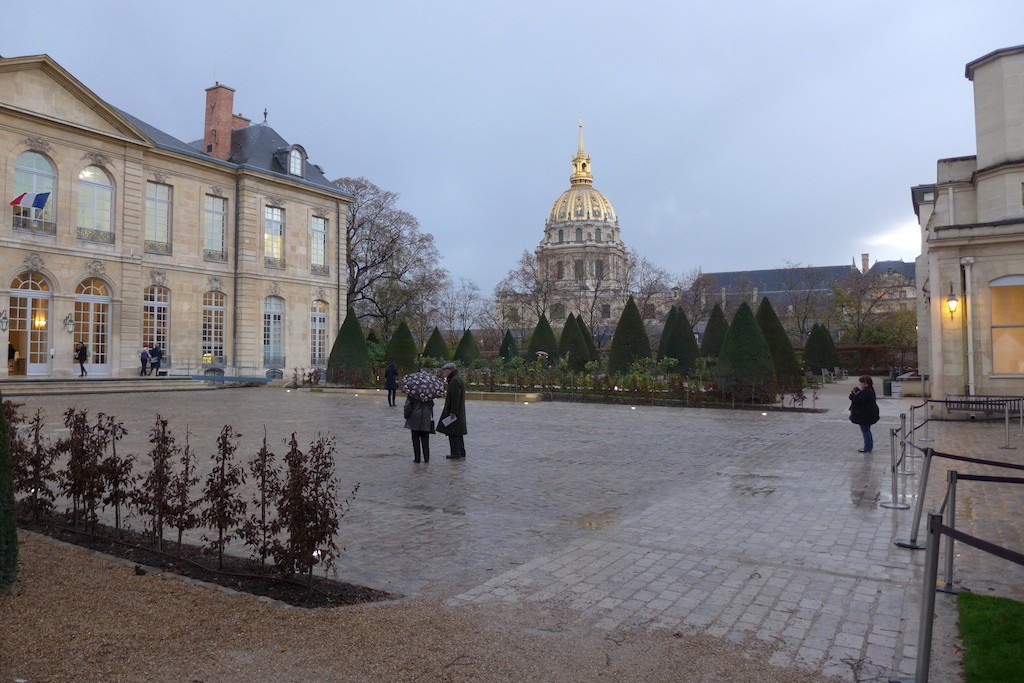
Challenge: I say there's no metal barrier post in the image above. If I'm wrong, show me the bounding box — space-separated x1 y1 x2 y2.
891 513 943 683
1018 398 1024 437
938 471 967 594
895 447 932 549
898 413 915 476
881 427 910 510
1002 401 1016 450
919 402 933 443
909 405 916 449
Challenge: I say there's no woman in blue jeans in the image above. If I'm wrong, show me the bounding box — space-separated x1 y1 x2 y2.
849 375 880 452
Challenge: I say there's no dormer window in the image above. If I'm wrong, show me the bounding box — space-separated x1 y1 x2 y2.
289 149 302 176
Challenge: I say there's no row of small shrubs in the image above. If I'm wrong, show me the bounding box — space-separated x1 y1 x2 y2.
4 400 357 592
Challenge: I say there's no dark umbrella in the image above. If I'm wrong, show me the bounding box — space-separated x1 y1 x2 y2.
401 371 445 401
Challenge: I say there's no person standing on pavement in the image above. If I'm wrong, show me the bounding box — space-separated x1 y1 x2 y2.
384 362 399 407
74 341 88 377
139 345 150 376
437 362 467 459
149 344 162 376
848 375 879 453
403 394 433 463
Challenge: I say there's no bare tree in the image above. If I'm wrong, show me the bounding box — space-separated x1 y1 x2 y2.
332 177 444 340
434 278 485 347
624 248 671 323
831 268 908 343
494 250 557 331
778 262 833 345
676 269 717 331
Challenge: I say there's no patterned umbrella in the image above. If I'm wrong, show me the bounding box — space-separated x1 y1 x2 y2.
401 371 446 401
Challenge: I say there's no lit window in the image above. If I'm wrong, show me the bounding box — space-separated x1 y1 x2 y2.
991 277 1024 374
311 300 328 365
264 296 284 366
311 216 328 274
143 286 170 354
13 151 56 233
202 291 226 364
264 206 284 267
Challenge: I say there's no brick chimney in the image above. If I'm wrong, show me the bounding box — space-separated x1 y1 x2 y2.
861 253 869 275
204 82 236 160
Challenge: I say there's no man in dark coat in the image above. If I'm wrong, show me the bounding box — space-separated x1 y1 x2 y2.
848 375 880 452
438 362 467 459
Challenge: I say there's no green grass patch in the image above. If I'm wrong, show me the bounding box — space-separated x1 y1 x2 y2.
958 592 1024 682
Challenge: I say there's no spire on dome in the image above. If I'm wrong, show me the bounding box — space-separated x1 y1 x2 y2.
570 118 593 186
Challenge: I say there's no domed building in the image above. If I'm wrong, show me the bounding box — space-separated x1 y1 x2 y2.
536 123 629 326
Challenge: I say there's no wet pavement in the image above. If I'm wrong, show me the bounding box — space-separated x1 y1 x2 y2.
13 380 1024 683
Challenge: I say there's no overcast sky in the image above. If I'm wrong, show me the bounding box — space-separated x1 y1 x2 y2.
6 1 1024 293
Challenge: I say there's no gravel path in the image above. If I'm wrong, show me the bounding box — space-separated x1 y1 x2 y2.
1 532 840 682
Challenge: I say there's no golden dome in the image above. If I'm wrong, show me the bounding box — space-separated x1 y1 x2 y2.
547 122 617 225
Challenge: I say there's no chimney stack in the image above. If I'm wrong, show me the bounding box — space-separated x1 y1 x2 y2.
861 253 869 275
204 82 237 160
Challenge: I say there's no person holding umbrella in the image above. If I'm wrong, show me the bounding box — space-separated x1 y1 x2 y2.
438 362 467 459
400 369 446 464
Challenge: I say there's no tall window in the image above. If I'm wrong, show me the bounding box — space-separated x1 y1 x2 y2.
595 260 604 280
556 261 564 279
575 227 583 243
289 149 302 176
595 228 602 243
8 272 51 375
145 181 172 254
74 278 110 369
77 166 113 242
991 276 1024 374
202 291 226 364
143 286 170 353
204 195 227 261
311 216 328 274
574 260 585 281
558 229 564 244
13 151 56 234
601 304 611 319
263 296 284 366
264 206 285 268
311 300 328 365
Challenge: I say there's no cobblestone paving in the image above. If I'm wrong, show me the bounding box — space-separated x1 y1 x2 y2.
15 382 1024 683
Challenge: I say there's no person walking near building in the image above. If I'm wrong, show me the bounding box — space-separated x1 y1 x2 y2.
139 345 150 376
438 362 467 459
403 394 434 463
384 362 399 407
849 375 879 453
74 342 88 377
149 345 163 376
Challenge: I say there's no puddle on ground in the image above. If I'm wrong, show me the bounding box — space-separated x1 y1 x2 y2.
565 508 621 530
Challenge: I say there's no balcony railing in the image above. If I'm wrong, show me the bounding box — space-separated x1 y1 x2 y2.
311 263 329 276
77 226 115 244
13 215 56 235
145 239 172 255
263 354 286 368
310 356 328 367
201 353 227 366
204 248 227 262
264 256 286 269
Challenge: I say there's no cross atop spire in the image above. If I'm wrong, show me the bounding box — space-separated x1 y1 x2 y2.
570 119 593 186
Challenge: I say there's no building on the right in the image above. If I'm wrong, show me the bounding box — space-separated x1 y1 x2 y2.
914 45 1024 398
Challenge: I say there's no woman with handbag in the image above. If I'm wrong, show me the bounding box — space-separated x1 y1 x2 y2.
848 375 880 453
403 394 434 463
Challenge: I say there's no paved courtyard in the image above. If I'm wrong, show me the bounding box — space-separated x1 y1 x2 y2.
13 381 1024 682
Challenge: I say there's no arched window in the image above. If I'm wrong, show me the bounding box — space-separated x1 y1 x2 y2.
13 152 56 234
202 291 226 364
575 227 583 243
77 166 113 242
311 300 328 365
8 272 51 375
143 286 170 354
558 229 564 244
594 228 602 243
595 260 604 280
75 278 110 370
289 149 303 176
556 261 564 279
264 296 285 367
991 275 1024 374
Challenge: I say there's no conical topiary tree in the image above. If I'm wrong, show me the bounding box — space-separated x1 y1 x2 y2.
716 301 774 399
608 296 651 375
804 323 840 375
755 298 802 391
327 309 372 385
422 326 451 361
452 329 482 365
560 314 590 373
557 313 577 359
384 321 418 374
657 306 679 360
664 308 699 375
0 391 17 594
526 314 558 362
575 316 599 361
700 304 729 358
499 330 519 362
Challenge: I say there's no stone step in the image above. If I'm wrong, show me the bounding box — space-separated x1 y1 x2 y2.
0 375 225 397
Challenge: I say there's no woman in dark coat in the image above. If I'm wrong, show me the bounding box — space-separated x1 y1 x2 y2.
384 362 399 407
849 375 880 453
437 362 467 459
403 395 433 463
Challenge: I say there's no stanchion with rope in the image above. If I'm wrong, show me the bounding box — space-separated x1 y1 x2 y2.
898 413 914 476
936 471 968 595
880 427 910 510
1001 401 1016 450
894 447 932 550
889 513 943 683
918 401 934 443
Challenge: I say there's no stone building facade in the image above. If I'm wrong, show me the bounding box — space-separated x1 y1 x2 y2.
914 45 1024 397
1 54 350 378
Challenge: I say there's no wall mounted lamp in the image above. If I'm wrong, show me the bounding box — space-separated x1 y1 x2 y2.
946 283 959 319
63 313 75 334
